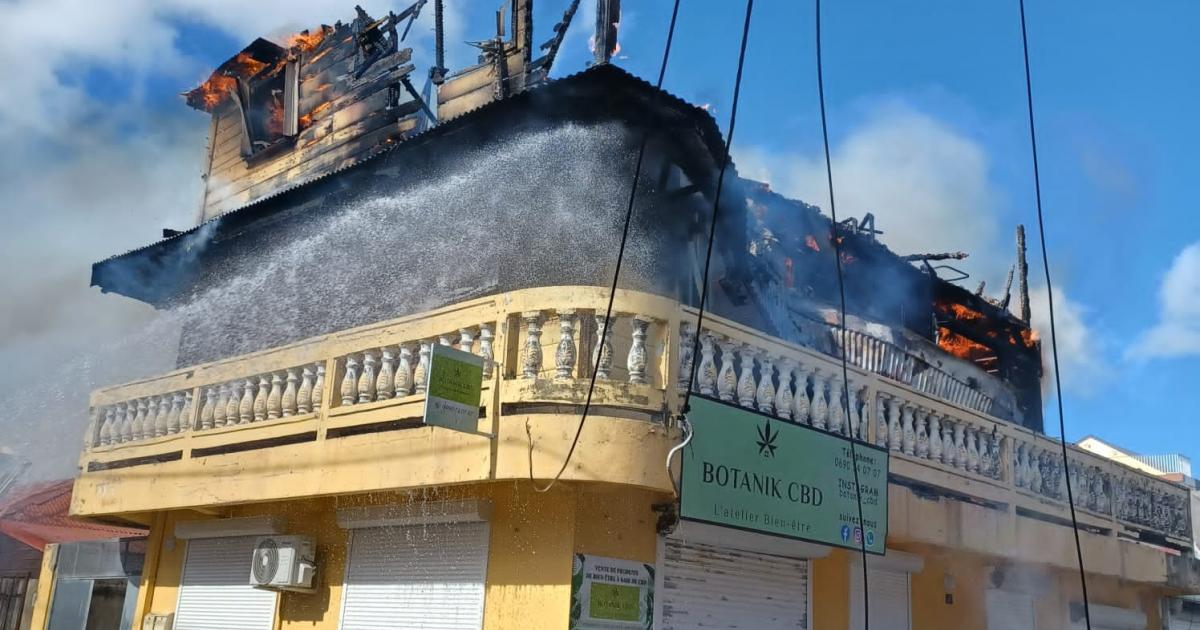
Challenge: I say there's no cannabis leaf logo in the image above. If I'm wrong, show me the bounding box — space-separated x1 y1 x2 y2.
756 421 778 458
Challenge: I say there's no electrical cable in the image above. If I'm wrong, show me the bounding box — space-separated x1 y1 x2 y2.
813 0 872 627
1018 1 1091 626
679 0 755 405
530 0 683 493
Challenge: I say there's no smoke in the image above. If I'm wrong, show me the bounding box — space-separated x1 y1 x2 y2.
733 101 1108 398
1127 241 1200 360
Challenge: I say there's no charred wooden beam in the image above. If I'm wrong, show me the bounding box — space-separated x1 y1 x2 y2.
900 251 968 262
431 0 447 84
593 0 620 65
530 0 580 80
1016 224 1031 323
998 264 1014 309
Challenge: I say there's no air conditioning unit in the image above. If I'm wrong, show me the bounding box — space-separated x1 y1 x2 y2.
250 535 316 592
141 613 173 630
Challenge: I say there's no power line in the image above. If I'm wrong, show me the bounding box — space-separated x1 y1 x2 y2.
680 0 756 406
813 0 872 627
1017 0 1091 627
530 0 683 493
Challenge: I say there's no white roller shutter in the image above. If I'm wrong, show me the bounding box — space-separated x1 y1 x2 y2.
656 538 808 630
175 536 277 630
849 565 910 630
339 522 490 630
986 589 1035 630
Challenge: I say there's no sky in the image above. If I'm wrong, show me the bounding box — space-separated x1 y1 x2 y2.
0 0 1196 478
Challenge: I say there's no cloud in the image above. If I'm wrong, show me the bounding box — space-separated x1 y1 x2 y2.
1029 284 1111 397
0 0 466 480
1127 242 1200 360
734 103 1002 283
734 101 1110 396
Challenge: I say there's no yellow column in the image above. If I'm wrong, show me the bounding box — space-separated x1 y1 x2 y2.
25 543 58 630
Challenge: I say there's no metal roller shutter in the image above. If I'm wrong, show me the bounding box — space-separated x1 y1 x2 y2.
849 565 910 630
986 589 1035 630
175 537 277 630
656 538 808 630
339 521 490 630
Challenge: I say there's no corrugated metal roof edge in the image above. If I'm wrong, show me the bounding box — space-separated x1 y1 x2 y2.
93 63 724 269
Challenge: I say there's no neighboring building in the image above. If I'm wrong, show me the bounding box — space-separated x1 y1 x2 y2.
38 3 1198 630
0 481 146 630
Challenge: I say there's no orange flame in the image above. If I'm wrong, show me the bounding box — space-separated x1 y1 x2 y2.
188 52 269 111
298 100 333 129
284 28 327 53
937 327 994 362
805 235 821 252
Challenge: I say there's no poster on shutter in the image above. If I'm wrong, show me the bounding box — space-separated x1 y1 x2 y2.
680 395 889 554
570 554 654 629
423 343 485 434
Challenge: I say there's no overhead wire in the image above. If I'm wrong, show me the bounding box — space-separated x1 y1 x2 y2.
813 0 872 627
530 0 682 493
1017 0 1092 626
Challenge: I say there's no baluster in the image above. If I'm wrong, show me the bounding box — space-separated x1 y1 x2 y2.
312 363 326 412
479 323 495 380
990 433 1003 480
180 392 193 433
166 393 183 434
967 428 980 473
225 382 241 426
267 373 283 419
628 315 651 385
253 376 270 422
915 407 930 458
678 323 696 391
414 341 432 394
977 430 991 475
200 387 216 430
239 378 255 424
793 363 812 425
459 327 476 354
716 339 737 402
928 412 942 463
874 394 888 448
827 378 846 435
736 346 758 408
593 315 613 380
375 349 395 401
136 397 152 440
155 395 172 437
888 397 903 453
439 334 453 347
954 423 968 471
848 384 863 440
1013 443 1027 488
811 370 829 430
696 332 717 395
298 366 314 413
99 407 115 446
901 404 916 456
942 420 957 467
522 312 543 379
358 351 377 404
283 368 299 415
394 346 414 398
121 402 136 443
84 408 99 448
341 356 360 405
756 355 776 414
774 359 794 421
555 310 577 380
1028 447 1042 493
131 398 147 441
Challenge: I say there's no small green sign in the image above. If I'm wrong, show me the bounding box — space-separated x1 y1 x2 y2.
423 344 485 434
569 554 654 629
680 395 889 554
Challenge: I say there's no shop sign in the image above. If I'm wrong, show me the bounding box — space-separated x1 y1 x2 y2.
680 395 889 554
570 554 654 629
423 343 485 434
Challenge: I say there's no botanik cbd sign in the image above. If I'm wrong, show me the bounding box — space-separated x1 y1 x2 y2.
680 395 889 554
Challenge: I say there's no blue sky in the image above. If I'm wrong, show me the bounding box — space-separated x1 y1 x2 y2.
0 0 1196 475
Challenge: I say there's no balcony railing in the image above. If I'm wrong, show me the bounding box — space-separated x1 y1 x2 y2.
80 286 1191 546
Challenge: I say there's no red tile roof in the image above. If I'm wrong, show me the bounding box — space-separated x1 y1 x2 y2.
0 480 146 551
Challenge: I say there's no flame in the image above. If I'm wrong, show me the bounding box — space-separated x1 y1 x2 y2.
298 100 333 129
938 301 985 322
284 28 327 53
188 52 270 111
805 235 821 252
937 327 995 363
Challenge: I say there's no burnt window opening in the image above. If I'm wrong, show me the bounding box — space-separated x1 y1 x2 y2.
233 56 300 161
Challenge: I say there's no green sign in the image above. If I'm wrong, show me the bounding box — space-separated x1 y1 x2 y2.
423 343 485 434
570 554 654 629
680 395 889 554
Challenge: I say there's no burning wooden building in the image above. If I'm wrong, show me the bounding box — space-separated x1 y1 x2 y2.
54 2 1199 630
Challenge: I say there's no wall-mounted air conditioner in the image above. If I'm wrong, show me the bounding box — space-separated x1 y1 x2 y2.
141 612 174 630
249 535 316 592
